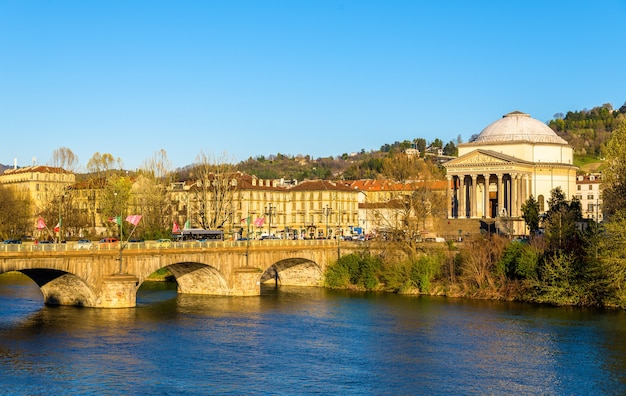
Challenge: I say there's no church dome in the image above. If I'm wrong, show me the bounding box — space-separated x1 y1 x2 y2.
472 111 568 144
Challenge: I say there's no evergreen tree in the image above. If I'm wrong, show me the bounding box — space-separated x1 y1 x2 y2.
521 195 540 235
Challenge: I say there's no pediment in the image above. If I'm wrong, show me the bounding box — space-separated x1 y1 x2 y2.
445 150 514 167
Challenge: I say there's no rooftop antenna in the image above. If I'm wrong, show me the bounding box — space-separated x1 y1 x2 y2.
32 156 37 166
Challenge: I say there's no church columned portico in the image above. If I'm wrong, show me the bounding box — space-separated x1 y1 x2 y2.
448 171 532 220
443 111 578 236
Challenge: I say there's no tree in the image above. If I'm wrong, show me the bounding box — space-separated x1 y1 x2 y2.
190 151 238 231
521 195 540 235
133 149 174 239
601 119 626 219
596 209 626 307
0 186 32 239
414 138 426 158
49 147 79 173
543 187 582 254
100 175 133 237
86 152 117 180
443 140 458 156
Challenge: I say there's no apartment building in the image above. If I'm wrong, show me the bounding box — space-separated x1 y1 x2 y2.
576 173 603 222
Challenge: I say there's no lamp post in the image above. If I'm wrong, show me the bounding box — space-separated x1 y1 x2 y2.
57 193 63 244
322 205 332 239
114 192 123 274
264 203 276 237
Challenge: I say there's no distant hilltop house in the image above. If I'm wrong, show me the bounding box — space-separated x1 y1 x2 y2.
444 111 578 235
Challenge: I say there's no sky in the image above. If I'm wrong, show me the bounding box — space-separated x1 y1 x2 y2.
1 1 625 171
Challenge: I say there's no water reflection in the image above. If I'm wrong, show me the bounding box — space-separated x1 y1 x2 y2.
1 274 626 394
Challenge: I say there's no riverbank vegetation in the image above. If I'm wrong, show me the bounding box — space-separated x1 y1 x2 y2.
325 120 626 309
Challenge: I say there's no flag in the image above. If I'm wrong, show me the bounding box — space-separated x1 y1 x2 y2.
36 217 46 230
172 221 180 233
54 221 61 233
240 216 251 225
184 219 191 229
253 217 265 227
109 216 122 225
125 214 142 226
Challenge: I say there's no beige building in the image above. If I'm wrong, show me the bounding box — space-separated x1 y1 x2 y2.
169 173 361 240
576 173 603 222
0 165 76 214
444 111 578 235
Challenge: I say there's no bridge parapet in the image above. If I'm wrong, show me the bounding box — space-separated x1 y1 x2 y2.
0 238 348 254
0 239 366 308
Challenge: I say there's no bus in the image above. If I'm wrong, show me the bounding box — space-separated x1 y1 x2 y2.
174 229 224 242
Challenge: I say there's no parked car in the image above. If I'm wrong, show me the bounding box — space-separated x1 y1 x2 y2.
2 239 22 244
155 238 172 248
75 239 92 250
99 237 118 244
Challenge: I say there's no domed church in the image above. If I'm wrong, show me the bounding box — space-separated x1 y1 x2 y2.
443 111 578 235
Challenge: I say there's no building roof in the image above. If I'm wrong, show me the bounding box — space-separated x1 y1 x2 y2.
289 179 357 192
2 165 71 175
469 111 568 145
346 179 447 192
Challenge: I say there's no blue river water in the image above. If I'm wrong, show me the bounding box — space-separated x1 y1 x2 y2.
1 272 625 395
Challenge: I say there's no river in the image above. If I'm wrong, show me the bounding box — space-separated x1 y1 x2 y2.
1 272 625 395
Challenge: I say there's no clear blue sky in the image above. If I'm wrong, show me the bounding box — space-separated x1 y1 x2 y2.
1 1 625 171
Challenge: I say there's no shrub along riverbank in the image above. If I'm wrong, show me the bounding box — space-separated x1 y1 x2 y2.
325 231 626 309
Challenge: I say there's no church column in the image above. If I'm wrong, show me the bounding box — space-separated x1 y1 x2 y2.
483 174 490 218
459 175 466 218
497 173 504 216
511 173 518 217
524 173 530 203
471 174 478 218
446 175 453 218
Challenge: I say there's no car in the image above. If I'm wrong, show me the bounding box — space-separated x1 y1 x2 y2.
2 239 22 244
99 237 119 244
75 239 92 250
155 238 172 248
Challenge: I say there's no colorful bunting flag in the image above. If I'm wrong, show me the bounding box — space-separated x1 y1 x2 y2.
184 219 191 229
54 220 61 233
125 214 142 226
36 217 46 230
108 216 122 225
253 217 265 227
172 221 180 233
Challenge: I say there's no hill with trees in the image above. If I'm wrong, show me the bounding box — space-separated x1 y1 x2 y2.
548 102 626 171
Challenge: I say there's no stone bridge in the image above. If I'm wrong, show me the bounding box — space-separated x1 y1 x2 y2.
0 240 358 308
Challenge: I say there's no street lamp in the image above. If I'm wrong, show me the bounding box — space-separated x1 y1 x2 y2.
264 203 276 237
322 205 332 239
57 193 66 244
114 192 123 274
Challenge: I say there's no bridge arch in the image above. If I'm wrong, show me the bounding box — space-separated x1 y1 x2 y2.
137 262 229 295
11 269 97 307
159 262 229 295
260 258 324 287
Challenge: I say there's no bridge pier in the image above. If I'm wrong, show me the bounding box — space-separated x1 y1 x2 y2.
97 275 140 308
230 267 263 296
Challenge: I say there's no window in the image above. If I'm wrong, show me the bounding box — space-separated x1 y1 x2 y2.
588 194 594 200
588 204 595 212
589 185 593 190
577 185 581 191
538 195 545 212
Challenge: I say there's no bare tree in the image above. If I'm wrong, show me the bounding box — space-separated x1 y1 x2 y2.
86 152 116 180
0 186 32 239
49 147 79 173
134 149 174 238
190 151 238 230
